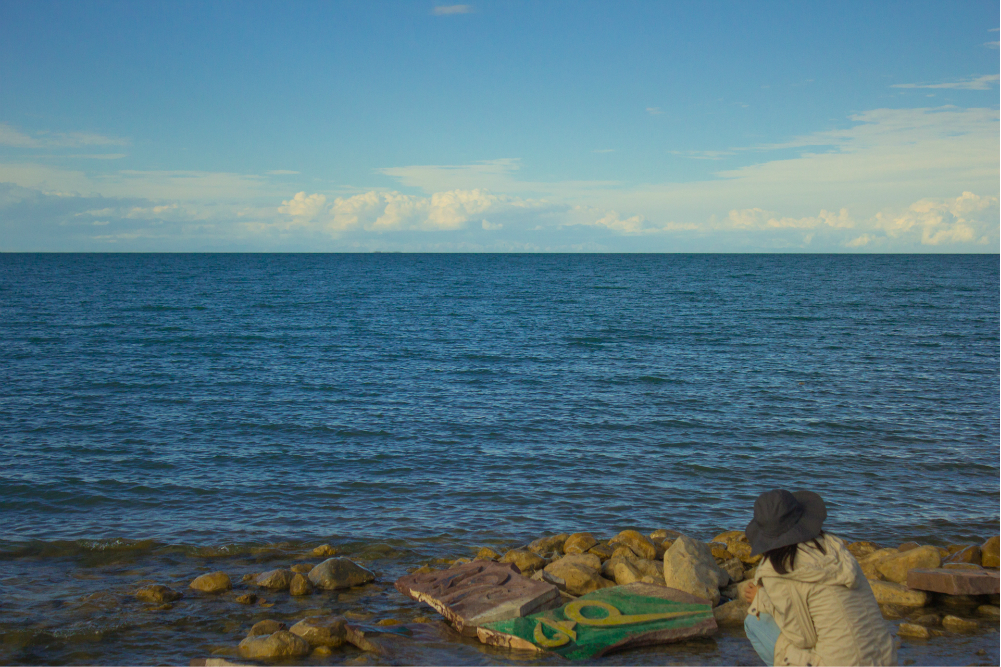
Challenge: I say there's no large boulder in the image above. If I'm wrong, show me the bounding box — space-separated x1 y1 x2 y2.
190 572 231 593
587 543 615 561
135 585 182 603
290 573 312 596
528 534 568 554
609 530 657 560
254 569 294 590
943 545 981 566
663 535 729 606
857 548 899 580
238 630 311 659
608 558 643 586
563 532 598 554
719 558 744 583
499 549 546 574
308 558 376 590
868 580 928 607
982 536 1000 568
289 616 348 647
875 546 941 583
544 554 614 596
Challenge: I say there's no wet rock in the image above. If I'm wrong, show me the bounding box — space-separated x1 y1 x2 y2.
543 554 614 596
869 580 928 607
911 613 940 626
410 565 435 574
190 572 232 594
449 558 472 569
290 563 313 574
944 545 981 566
248 620 288 637
237 630 310 660
290 573 312 596
528 533 568 554
344 611 374 621
563 532 598 554
608 530 657 560
136 584 183 603
308 558 376 590
587 543 615 561
976 604 999 619
897 622 932 639
876 546 941 583
898 542 921 552
712 598 749 626
941 615 979 633
241 573 256 583
650 528 683 541
880 604 908 620
254 569 294 590
663 534 729 606
289 616 348 647
311 646 333 657
311 544 338 557
848 541 883 559
376 618 401 626
936 593 982 609
982 536 1000 568
499 549 546 574
719 557 745 583
474 547 500 561
712 531 761 565
234 593 257 605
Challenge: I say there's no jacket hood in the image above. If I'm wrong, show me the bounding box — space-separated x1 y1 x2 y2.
755 533 861 589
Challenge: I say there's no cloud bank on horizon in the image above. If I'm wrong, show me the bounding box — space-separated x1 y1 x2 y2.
0 2 997 252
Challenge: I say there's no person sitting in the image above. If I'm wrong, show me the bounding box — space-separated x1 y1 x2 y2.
741 489 897 666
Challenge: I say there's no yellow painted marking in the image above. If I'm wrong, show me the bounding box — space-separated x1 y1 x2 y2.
563 600 705 627
532 619 577 647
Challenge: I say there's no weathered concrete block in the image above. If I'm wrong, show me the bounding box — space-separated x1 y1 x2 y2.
906 568 999 596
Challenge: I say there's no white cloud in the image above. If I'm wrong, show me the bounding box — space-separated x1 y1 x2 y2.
432 5 472 15
724 207 854 230
267 170 300 175
279 191 327 219
646 107 663 115
891 74 999 90
870 191 996 245
0 122 128 148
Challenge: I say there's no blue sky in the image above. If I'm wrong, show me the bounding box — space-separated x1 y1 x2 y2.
1 0 998 251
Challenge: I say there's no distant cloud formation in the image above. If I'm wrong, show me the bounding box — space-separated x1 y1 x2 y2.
645 107 663 115
432 5 472 15
0 122 128 148
892 74 999 90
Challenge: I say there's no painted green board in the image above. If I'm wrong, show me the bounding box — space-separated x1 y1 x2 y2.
478 582 717 661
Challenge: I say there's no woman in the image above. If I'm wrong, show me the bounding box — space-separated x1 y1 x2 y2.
741 489 897 666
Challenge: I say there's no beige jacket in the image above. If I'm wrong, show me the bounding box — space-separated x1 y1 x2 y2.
749 533 897 666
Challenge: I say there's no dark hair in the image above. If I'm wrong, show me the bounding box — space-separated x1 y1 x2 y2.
763 530 827 575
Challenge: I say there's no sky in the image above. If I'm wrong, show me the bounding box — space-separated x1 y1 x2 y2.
0 0 998 252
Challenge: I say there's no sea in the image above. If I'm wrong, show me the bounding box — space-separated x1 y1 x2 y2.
1 253 998 665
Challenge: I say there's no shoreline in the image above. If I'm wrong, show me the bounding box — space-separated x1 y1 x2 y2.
1 527 998 665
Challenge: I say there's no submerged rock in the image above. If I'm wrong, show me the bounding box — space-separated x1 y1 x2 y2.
136 584 182 603
663 535 729 606
290 573 312 596
308 558 376 590
311 544 338 557
289 616 348 647
237 630 310 659
254 569 294 590
290 563 313 574
190 572 231 594
234 593 257 605
248 620 288 637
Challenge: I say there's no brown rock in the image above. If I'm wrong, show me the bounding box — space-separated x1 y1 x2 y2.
898 542 921 552
311 646 333 657
868 580 928 607
238 630 310 659
136 584 182 603
611 544 640 560
189 572 231 594
449 558 472 568
545 554 615 596
976 604 999 619
911 613 941 626
712 531 761 565
609 530 657 560
847 540 882 559
241 573 256 583
981 536 1000 568
289 616 347 647
906 568 1000 596
311 544 338 557
941 615 978 633
563 532 598 554
234 593 257 605
290 563 313 574
897 622 931 639
712 598 749 626
308 558 376 590
499 549 547 574
719 557 744 583
248 620 288 637
587 543 615 562
475 547 501 561
876 546 941 583
858 548 899 581
290 573 312 596
944 545 981 566
707 542 733 560
394 561 560 636
254 569 294 590
376 618 401 626
609 558 643 586
943 563 983 571
650 529 683 541
528 534 568 555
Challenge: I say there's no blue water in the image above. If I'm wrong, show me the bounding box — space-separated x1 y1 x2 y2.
1 254 998 547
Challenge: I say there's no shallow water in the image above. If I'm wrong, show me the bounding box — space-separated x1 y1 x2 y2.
0 253 998 664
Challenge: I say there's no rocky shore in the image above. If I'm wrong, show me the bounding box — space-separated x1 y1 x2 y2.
145 529 1001 665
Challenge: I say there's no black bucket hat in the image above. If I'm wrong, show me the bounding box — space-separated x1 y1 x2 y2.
745 489 827 557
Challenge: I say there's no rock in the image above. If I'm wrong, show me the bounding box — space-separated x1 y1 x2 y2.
650 529 683 541
394 561 561 636
308 558 376 590
376 618 401 626
344 611 374 621
898 542 921 552
719 557 744 583
944 545 981 566
941 615 979 633
609 530 657 560
248 620 288 637
311 544 338 557
189 572 231 594
712 598 749 626
611 545 640 560
906 568 1000 596
545 555 615 596
449 558 472 568
880 604 908 620
943 563 983 571
936 593 981 609
869 580 928 607
290 563 313 574
847 540 883 559
241 573 256 583
705 542 731 560
136 585 182 603
982 536 1000 568
858 548 899 580
876 546 941 584
528 534 569 555
712 531 761 565
897 622 932 639
663 535 729 606
531 568 567 591
290 573 312 596
289 616 348 647
911 613 940 626
609 558 644 585
563 533 598 554
499 549 547 574
234 593 257 605
475 547 501 561
976 604 999 619
587 544 615 561
311 646 333 657
237 630 310 660
254 569 294 590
